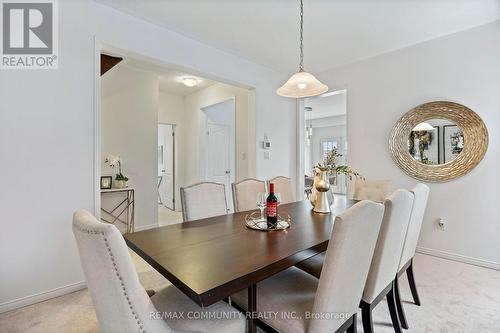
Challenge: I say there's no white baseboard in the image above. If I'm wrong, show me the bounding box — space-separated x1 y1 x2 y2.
416 246 500 271
0 280 87 314
134 223 159 231
0 224 158 314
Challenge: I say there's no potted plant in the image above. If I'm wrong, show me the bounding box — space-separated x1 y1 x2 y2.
105 155 129 189
311 148 363 213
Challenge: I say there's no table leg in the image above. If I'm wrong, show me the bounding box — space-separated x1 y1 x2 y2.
247 284 257 333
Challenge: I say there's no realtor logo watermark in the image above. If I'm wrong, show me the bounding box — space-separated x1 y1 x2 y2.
1 0 58 69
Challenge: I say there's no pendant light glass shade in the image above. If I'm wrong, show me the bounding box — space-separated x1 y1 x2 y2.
277 71 328 98
412 122 435 131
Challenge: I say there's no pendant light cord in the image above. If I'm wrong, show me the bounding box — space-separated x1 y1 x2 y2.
299 0 304 72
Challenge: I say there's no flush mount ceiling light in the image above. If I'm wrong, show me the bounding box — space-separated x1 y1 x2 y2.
277 0 328 98
412 122 435 131
182 77 199 87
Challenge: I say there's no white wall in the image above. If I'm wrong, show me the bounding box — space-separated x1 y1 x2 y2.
101 65 159 230
319 21 500 267
0 0 294 312
158 91 185 211
310 115 346 128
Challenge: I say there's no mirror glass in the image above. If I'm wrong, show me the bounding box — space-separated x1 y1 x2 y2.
408 119 464 165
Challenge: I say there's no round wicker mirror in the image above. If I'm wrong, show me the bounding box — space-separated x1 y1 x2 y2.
389 101 488 182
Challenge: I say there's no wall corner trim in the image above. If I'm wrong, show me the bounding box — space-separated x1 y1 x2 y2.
417 246 500 271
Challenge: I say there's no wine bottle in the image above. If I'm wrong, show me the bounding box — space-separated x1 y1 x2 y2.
266 183 278 229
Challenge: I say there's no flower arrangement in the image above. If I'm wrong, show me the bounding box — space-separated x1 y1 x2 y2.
105 155 129 182
314 147 363 180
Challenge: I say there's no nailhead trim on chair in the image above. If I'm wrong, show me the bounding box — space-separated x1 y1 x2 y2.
74 224 146 333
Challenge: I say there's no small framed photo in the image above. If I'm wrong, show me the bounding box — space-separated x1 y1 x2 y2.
443 125 464 163
100 176 112 190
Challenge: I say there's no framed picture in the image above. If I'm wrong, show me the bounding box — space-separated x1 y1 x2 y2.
100 176 112 190
443 125 464 163
408 126 440 165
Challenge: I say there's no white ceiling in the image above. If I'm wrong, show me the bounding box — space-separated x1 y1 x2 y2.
125 58 216 96
95 0 500 73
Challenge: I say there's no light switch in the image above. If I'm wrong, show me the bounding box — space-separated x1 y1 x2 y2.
264 151 270 160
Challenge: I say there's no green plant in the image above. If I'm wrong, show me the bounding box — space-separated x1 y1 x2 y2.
115 173 128 181
314 147 364 180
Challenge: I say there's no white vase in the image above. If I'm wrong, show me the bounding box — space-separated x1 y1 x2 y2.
114 180 127 189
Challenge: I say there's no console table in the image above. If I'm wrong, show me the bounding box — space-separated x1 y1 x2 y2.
100 187 135 233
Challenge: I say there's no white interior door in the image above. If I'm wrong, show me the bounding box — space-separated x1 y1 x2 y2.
206 123 231 211
158 124 175 210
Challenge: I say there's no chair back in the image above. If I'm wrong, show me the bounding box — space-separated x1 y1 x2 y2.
268 176 295 204
180 182 228 222
352 179 390 202
309 201 385 333
232 178 266 212
72 210 172 333
362 189 414 303
399 183 430 270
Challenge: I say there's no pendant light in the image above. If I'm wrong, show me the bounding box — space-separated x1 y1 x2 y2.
412 122 435 132
277 0 328 98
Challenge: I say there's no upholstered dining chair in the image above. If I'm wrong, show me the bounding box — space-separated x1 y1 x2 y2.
231 200 385 333
394 183 430 329
360 189 414 333
268 176 296 204
180 182 228 222
72 209 244 333
232 178 267 212
352 179 390 203
295 189 414 333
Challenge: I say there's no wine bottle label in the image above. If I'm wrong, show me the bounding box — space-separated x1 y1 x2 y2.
267 202 277 217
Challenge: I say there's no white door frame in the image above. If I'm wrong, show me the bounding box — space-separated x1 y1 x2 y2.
93 38 255 218
158 122 176 210
295 89 349 200
93 37 102 218
295 99 305 200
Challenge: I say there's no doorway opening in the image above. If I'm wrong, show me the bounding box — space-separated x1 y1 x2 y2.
302 89 348 200
98 46 255 230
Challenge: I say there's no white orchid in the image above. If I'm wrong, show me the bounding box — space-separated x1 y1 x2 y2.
105 155 121 169
104 155 128 181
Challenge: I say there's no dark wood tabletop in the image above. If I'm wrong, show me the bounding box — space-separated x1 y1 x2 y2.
124 200 349 307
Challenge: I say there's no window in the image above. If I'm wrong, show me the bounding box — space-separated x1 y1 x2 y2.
321 139 338 161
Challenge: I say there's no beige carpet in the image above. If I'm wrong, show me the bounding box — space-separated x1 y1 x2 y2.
1 253 499 333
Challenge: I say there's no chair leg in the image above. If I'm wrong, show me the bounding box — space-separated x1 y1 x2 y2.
407 260 421 306
361 302 374 333
347 313 357 333
394 277 409 329
387 283 403 333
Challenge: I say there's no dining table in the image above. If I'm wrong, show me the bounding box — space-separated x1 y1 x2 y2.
125 199 353 333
